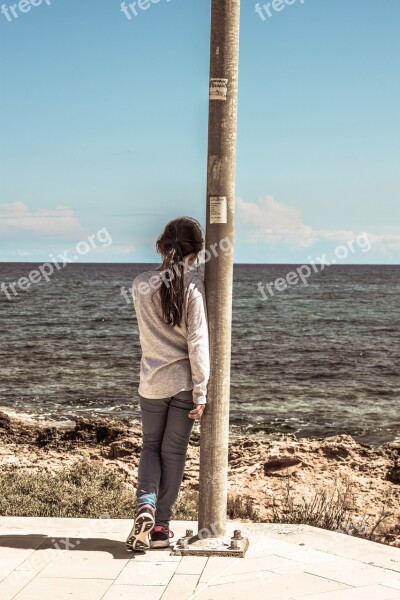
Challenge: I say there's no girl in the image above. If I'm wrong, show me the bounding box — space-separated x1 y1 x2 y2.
126 216 210 551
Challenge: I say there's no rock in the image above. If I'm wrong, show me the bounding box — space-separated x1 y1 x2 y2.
321 444 351 460
234 464 261 475
61 418 128 445
0 412 12 432
264 456 302 476
386 460 400 484
106 440 138 459
36 427 61 447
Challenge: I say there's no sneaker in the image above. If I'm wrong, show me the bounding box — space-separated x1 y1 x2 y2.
125 503 156 551
150 525 174 549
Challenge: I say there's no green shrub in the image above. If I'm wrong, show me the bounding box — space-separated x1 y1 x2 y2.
0 460 133 518
0 460 198 521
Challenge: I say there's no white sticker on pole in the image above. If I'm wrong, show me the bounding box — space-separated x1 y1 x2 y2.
210 196 227 224
209 78 228 101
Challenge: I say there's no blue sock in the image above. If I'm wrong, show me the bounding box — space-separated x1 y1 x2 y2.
136 490 156 509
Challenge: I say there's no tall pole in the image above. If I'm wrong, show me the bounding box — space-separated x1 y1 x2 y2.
198 0 241 537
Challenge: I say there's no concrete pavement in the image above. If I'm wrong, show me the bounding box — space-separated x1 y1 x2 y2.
1 517 400 599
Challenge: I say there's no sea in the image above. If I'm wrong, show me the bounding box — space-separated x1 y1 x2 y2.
0 263 399 446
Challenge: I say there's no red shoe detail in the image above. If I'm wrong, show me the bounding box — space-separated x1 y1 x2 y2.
152 525 174 538
135 503 155 516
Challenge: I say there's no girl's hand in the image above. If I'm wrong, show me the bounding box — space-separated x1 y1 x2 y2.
189 403 206 419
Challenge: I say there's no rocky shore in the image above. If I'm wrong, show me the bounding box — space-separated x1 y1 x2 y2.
0 408 399 547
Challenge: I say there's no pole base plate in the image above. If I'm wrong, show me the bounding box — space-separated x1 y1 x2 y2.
170 531 249 558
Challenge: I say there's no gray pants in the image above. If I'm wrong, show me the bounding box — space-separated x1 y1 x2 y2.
136 389 196 528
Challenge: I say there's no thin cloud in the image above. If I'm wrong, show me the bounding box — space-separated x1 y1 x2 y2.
88 243 136 255
236 195 316 247
236 196 400 252
103 213 159 217
0 202 85 238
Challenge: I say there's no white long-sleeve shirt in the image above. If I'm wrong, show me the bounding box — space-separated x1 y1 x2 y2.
132 267 210 404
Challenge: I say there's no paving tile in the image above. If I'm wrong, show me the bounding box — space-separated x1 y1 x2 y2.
292 556 400 588
385 579 400 592
199 556 243 583
76 519 140 534
365 558 400 574
36 535 131 559
198 558 283 592
198 553 296 584
14 540 127 572
1 517 123 539
274 547 345 565
0 535 47 558
102 584 165 600
0 557 29 582
37 553 129 579
175 555 208 574
129 549 181 562
291 583 400 599
0 546 37 562
194 571 349 600
0 570 36 600
13 547 58 573
13 576 112 599
205 569 281 586
0 529 80 538
74 531 131 541
245 536 316 558
261 525 400 572
161 573 200 599
115 560 178 586
1 517 87 534
238 523 309 541
74 520 129 537
225 554 303 576
194 578 266 600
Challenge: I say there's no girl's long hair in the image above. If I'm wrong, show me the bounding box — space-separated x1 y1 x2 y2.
156 216 204 327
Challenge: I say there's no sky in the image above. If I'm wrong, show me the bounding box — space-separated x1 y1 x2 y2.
0 0 399 264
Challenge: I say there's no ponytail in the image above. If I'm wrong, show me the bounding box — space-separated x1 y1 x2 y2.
155 217 204 327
